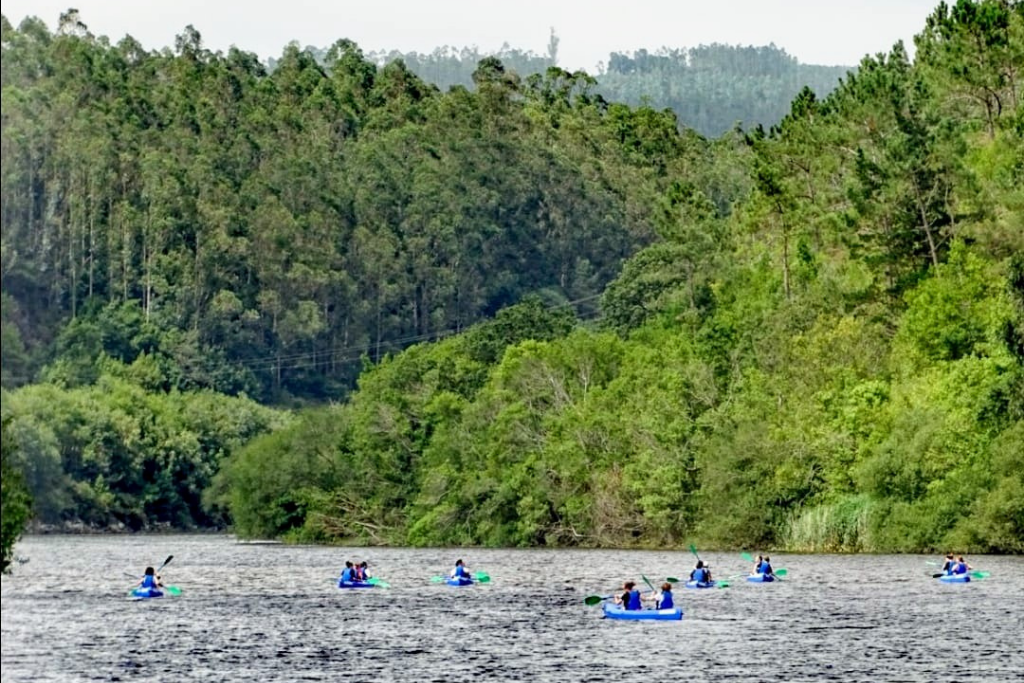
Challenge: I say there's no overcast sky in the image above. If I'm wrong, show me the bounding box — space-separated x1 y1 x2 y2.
4 0 941 70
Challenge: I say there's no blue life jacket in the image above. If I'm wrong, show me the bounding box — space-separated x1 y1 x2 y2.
658 591 674 610
761 563 773 575
692 567 709 583
340 567 354 583
454 565 469 578
627 589 642 610
141 574 158 589
952 562 967 575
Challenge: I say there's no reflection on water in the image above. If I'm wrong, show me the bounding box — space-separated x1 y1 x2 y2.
2 535 1022 682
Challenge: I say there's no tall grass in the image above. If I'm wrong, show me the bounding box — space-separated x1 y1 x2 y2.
783 495 876 552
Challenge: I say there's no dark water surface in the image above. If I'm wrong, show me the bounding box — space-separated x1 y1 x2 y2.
2 535 1021 682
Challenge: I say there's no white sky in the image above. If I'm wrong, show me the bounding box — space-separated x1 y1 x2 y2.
3 0 940 70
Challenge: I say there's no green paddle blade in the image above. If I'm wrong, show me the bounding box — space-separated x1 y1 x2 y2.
473 572 490 583
430 575 446 583
367 577 391 588
970 571 990 580
689 544 699 558
584 595 605 606
774 568 788 577
666 577 680 584
925 560 940 566
641 574 656 592
741 552 755 563
717 581 730 588
165 586 181 596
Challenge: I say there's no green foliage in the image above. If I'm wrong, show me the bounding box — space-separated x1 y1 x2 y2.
4 3 1023 553
2 369 286 529
2 417 33 572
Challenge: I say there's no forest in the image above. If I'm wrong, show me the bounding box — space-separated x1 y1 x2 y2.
313 36 852 137
1 1 1022 555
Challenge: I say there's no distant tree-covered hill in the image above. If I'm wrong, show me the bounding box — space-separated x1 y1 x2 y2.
295 37 852 136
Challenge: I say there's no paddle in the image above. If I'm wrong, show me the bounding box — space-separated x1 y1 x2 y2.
741 552 755 563
367 577 391 588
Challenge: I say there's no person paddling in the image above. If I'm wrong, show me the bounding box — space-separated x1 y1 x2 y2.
951 556 972 575
752 554 764 575
649 582 674 610
339 561 355 584
940 552 955 575
690 560 712 584
136 566 164 591
614 581 642 610
451 559 471 581
758 556 775 577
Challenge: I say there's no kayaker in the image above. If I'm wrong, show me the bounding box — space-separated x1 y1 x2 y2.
951 556 972 575
615 581 643 610
339 561 355 583
752 554 764 574
136 566 163 591
759 556 775 577
654 582 674 610
451 559 470 580
690 560 712 583
355 561 371 581
940 552 955 575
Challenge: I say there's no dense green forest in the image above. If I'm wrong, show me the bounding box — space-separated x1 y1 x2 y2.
2 2 1023 552
306 35 852 137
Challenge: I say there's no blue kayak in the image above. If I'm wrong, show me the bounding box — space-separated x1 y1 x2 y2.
684 580 724 589
447 577 474 586
131 587 164 599
337 580 377 589
602 603 683 621
746 573 775 583
938 573 970 584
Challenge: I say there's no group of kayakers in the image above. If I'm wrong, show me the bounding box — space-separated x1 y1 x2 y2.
339 560 372 583
337 559 470 585
615 581 675 610
751 555 775 577
939 552 972 576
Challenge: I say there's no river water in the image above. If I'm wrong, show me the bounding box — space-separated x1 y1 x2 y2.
2 535 1021 682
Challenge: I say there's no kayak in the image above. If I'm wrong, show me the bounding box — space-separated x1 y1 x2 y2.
337 580 377 589
938 574 970 584
746 573 775 583
131 587 164 599
447 577 473 586
602 603 683 621
684 580 723 589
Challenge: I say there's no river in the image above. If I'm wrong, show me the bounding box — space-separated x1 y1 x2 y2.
1 535 1021 682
